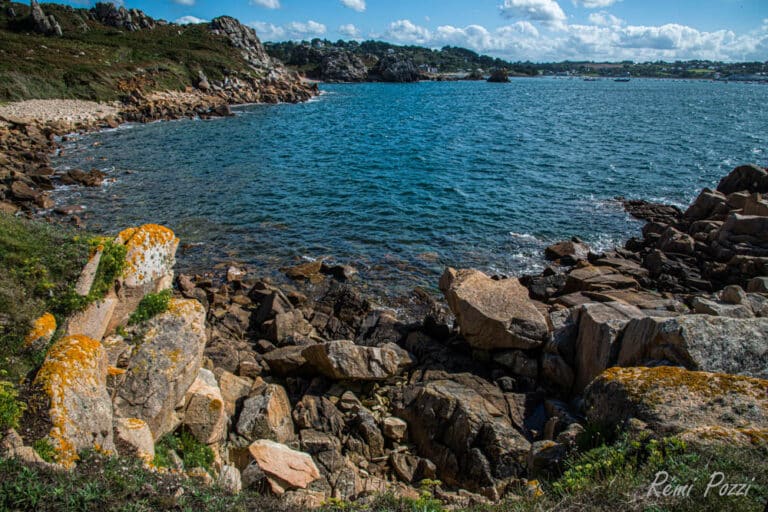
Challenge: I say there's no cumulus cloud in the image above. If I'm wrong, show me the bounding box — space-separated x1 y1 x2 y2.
249 21 286 39
575 0 619 8
499 0 566 25
340 0 366 13
286 20 327 37
250 20 326 40
386 19 433 44
588 12 623 27
175 15 206 24
339 23 362 38
172 0 195 6
249 0 280 9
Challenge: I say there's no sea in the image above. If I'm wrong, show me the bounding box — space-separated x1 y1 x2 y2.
52 78 768 299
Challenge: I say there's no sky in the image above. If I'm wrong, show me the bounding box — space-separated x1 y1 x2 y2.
52 1 768 62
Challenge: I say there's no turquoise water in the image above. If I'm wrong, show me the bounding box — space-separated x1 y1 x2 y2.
53 79 768 296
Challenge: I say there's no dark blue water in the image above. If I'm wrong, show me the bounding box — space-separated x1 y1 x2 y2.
53 79 768 297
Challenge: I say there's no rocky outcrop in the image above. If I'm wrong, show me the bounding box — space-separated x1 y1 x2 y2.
585 366 768 438
90 3 155 32
209 16 275 71
369 54 421 83
30 0 62 37
487 69 510 83
440 268 549 350
617 315 768 379
113 299 207 439
34 335 114 466
320 51 369 82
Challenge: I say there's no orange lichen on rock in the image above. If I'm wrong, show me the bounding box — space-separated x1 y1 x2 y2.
600 366 768 401
34 335 113 468
116 224 179 288
24 312 57 349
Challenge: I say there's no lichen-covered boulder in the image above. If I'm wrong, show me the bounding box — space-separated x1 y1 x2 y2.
114 418 155 464
113 299 207 439
35 335 114 467
585 366 768 438
248 439 320 495
302 340 401 381
237 382 295 443
439 268 549 350
182 369 228 445
24 312 56 352
107 224 179 333
618 315 768 379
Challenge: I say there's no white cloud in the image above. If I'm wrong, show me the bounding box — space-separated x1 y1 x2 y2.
174 15 206 24
575 0 619 8
339 23 361 38
249 21 286 39
249 0 280 9
339 0 366 13
499 0 566 25
286 20 327 37
172 0 195 6
386 19 433 44
588 12 623 27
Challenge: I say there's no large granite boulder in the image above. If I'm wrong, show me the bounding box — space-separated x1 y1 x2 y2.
182 369 228 445
113 299 207 439
585 366 768 437
396 379 531 500
302 340 401 381
237 382 295 443
717 164 768 195
34 335 114 466
439 268 549 350
248 440 321 495
617 315 768 379
573 302 645 392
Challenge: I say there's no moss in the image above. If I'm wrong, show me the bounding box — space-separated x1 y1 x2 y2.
32 438 56 464
128 289 172 325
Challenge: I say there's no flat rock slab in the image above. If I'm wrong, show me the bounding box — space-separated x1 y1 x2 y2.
248 439 320 494
302 340 401 381
439 268 549 350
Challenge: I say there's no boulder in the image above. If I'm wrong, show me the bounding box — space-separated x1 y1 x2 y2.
261 345 309 376
439 268 548 350
114 418 155 463
237 383 295 443
217 465 243 495
544 240 590 265
717 164 768 195
748 277 768 293
216 370 252 417
107 224 179 333
302 340 401 381
617 315 768 379
585 366 768 436
248 440 321 494
573 302 645 392
382 416 408 442
23 312 56 352
293 395 345 437
34 335 114 467
396 379 531 499
66 298 118 341
182 369 228 445
487 69 510 83
113 299 207 439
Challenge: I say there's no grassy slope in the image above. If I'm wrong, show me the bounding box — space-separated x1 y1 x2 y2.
0 2 258 102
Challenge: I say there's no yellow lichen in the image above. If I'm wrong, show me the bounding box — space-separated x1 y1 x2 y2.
108 367 126 376
116 224 178 283
34 335 105 468
24 313 56 348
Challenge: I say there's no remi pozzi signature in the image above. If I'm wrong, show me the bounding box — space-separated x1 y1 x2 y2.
647 471 757 499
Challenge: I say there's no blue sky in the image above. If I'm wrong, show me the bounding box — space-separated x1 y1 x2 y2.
53 1 768 61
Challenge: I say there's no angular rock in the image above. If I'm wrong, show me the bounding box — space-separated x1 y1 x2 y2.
261 345 309 376
717 164 768 195
114 418 155 463
182 369 228 445
748 277 768 294
302 340 401 381
66 298 117 341
585 366 768 435
382 416 408 442
248 440 320 494
237 383 295 443
217 465 243 495
439 268 549 350
113 299 207 439
573 302 645 392
216 370 252 417
293 395 345 437
617 315 768 379
544 240 590 265
35 335 114 466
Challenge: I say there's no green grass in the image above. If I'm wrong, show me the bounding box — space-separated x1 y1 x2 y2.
0 3 264 102
0 376 25 429
128 289 172 325
32 437 56 463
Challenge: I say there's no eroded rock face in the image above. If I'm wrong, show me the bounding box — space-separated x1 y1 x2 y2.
369 54 420 83
248 440 321 494
302 340 402 381
585 366 768 437
618 315 768 379
320 51 368 82
439 268 549 351
209 16 274 71
237 383 295 443
35 335 114 467
396 379 531 500
113 299 207 439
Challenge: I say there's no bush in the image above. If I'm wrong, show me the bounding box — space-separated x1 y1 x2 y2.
0 378 25 430
128 290 172 326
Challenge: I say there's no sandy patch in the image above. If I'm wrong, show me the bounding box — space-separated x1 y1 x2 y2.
0 99 120 124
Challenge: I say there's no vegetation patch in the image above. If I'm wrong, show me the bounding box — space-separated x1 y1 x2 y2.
128 289 172 325
154 430 215 474
0 376 25 430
